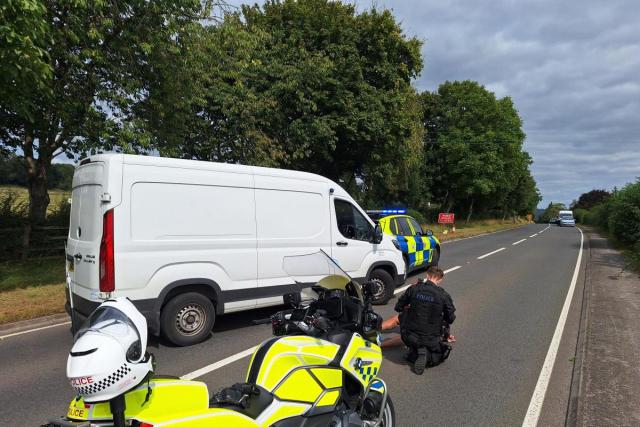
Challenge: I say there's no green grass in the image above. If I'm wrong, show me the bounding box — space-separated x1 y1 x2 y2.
0 258 65 292
422 218 528 242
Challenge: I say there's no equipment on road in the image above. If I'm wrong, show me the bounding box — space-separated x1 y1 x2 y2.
44 250 395 427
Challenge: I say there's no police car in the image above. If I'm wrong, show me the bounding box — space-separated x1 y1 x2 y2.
366 210 440 274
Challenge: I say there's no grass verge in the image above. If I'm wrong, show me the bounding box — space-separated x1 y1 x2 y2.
425 218 528 242
0 258 65 292
0 283 66 324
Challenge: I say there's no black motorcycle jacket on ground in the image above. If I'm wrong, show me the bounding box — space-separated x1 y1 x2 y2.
395 280 456 337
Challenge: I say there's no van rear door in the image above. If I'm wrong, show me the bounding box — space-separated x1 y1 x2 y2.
67 161 108 301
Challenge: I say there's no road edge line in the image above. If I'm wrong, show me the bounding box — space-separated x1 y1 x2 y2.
522 227 584 426
0 321 71 340
181 346 258 380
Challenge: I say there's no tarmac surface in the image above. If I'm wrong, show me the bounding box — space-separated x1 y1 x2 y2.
0 224 592 426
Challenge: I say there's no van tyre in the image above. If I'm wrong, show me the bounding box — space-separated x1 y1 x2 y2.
161 292 215 346
369 269 394 306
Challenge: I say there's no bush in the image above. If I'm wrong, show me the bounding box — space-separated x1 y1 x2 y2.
607 180 640 246
47 197 71 226
573 208 588 224
0 191 27 227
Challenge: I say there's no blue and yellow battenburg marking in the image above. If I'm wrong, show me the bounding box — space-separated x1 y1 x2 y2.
358 366 379 383
377 214 439 269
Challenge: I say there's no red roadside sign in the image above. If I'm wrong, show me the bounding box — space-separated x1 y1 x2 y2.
438 213 455 224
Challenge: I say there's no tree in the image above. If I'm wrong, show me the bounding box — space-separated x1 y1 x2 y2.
0 0 209 224
420 81 538 222
570 189 611 210
147 0 424 205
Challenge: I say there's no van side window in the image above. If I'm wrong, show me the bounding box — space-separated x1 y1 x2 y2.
334 200 373 241
396 217 413 236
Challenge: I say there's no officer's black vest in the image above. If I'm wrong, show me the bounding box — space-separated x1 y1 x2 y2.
402 281 445 336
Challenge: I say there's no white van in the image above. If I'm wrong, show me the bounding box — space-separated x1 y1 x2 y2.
558 210 576 227
66 154 405 345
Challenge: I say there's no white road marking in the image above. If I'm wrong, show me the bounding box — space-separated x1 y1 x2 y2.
530 234 538 238
0 321 71 340
477 247 506 259
522 227 584 426
393 265 462 295
181 346 258 380
513 239 527 245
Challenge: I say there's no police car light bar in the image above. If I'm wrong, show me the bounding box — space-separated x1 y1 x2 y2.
365 209 407 215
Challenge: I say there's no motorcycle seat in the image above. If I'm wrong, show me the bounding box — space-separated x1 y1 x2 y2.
209 383 273 419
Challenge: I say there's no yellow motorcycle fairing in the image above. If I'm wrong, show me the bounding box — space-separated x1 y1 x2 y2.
66 377 210 423
246 335 341 392
340 333 383 387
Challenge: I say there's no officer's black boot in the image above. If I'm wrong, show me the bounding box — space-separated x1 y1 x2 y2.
413 347 427 375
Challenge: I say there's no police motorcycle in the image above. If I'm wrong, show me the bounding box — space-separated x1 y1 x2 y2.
44 250 394 427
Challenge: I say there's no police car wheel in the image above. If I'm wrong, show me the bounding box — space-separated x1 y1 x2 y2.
161 292 215 346
370 269 394 305
431 247 440 266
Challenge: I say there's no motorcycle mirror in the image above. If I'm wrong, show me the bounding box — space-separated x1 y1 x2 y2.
283 292 301 307
372 223 383 244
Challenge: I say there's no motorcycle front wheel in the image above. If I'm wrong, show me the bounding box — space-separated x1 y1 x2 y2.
381 395 396 426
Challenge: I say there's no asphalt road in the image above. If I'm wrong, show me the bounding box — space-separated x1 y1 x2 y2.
0 224 585 426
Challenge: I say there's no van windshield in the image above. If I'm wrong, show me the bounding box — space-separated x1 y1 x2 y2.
559 213 573 219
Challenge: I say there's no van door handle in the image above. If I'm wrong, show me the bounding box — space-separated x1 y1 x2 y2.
74 253 83 261
336 241 348 246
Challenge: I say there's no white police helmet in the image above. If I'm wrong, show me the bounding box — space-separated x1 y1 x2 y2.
66 297 153 402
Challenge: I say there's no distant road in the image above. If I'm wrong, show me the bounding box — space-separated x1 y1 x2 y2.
0 224 585 426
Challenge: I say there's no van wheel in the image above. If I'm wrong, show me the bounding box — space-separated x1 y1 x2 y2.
369 269 394 306
161 292 215 346
431 247 440 266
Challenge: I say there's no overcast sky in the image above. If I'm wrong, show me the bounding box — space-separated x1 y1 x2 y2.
351 0 640 208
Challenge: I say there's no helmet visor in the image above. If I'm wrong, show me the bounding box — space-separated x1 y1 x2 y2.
75 306 141 349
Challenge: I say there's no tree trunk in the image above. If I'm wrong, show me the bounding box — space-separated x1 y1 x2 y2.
25 154 51 225
465 198 474 224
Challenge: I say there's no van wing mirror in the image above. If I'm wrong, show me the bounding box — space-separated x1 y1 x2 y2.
372 223 383 244
425 229 434 237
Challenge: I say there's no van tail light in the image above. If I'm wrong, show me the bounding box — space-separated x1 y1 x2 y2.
99 209 115 293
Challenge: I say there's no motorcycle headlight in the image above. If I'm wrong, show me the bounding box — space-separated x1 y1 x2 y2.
392 239 400 250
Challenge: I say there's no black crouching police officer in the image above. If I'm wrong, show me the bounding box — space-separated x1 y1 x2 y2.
395 266 456 375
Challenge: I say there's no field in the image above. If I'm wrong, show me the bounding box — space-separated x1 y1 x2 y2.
0 185 70 215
